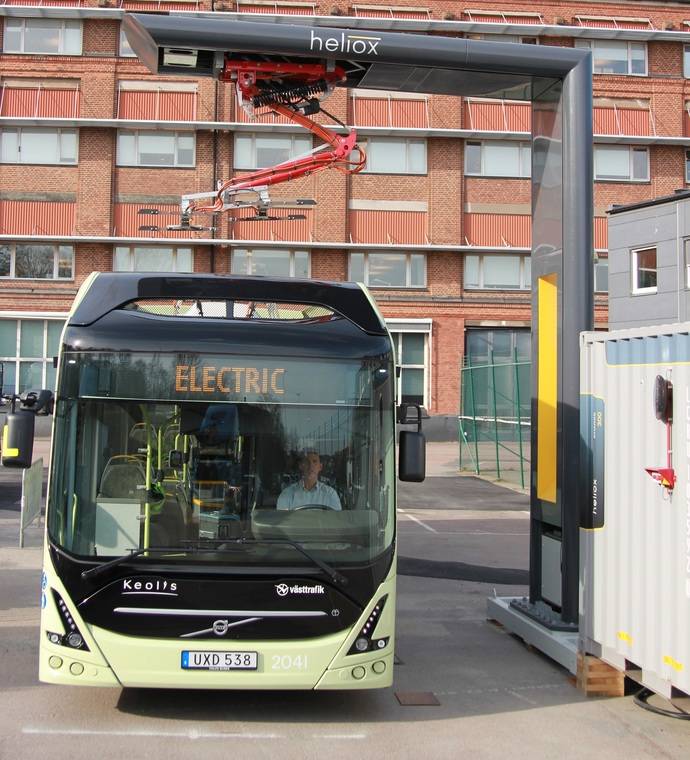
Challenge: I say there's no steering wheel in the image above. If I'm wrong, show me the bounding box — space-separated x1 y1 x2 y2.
293 504 338 511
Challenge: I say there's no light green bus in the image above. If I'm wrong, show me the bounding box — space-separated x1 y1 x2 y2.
39 273 424 689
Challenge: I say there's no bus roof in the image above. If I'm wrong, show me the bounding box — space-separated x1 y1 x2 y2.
69 273 387 336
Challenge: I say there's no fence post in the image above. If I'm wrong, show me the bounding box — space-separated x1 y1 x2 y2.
490 351 501 480
514 347 526 489
468 362 480 473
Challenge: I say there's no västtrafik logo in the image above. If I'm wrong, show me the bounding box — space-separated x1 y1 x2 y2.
275 583 325 596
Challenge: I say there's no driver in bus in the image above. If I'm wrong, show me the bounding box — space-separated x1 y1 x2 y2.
277 450 342 510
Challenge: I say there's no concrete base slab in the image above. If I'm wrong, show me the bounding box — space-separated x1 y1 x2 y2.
487 596 579 675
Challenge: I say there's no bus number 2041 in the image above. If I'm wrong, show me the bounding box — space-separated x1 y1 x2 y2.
271 654 308 670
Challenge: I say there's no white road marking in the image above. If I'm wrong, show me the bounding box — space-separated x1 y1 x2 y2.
23 727 370 741
313 734 367 740
0 607 40 627
398 509 437 533
22 728 282 740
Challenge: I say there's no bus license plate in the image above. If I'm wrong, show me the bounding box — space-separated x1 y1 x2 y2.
181 651 258 670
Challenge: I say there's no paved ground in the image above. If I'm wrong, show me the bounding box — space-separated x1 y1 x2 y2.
0 441 688 759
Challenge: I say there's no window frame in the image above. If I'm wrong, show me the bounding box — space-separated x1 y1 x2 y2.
594 253 608 294
631 245 657 295
593 144 649 182
230 248 311 278
359 137 427 175
113 246 194 273
119 25 136 57
0 126 78 165
2 17 83 56
0 315 67 394
233 132 313 170
574 38 647 76
467 33 539 45
464 253 531 291
116 129 196 168
349 251 427 289
464 140 531 178
387 324 431 409
0 243 74 281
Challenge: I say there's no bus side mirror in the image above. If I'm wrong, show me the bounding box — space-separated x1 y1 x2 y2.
397 404 426 482
2 410 35 468
2 389 54 468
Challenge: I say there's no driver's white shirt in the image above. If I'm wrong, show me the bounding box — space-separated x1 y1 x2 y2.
276 480 342 510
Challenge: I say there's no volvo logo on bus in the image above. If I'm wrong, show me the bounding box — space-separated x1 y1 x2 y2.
275 583 325 596
213 620 229 636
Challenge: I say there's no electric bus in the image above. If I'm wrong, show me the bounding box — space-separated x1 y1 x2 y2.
39 273 424 689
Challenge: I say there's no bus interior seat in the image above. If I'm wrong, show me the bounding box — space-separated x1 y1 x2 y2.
99 456 147 499
127 423 151 452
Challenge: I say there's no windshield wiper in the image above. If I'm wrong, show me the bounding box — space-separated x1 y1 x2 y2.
81 539 348 587
81 546 193 581
232 537 349 587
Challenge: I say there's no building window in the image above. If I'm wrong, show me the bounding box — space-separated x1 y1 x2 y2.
0 127 77 165
349 252 425 288
116 130 195 167
360 137 427 174
465 141 530 177
467 33 538 45
463 328 531 428
389 330 429 407
465 328 531 365
3 18 82 56
0 244 73 280
594 145 648 182
464 254 530 290
231 248 309 278
684 240 690 288
632 246 657 294
594 254 608 293
574 39 646 76
119 25 136 57
0 317 65 393
113 246 193 272
234 133 312 170
685 150 690 184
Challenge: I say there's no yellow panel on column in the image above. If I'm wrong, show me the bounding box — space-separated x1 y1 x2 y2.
537 273 558 503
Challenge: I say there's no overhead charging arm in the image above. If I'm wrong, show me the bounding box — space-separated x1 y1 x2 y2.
176 58 366 225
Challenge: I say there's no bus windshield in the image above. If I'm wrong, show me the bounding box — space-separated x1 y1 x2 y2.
48 351 395 567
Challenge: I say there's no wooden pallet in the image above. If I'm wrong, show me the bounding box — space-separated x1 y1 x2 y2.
576 653 625 697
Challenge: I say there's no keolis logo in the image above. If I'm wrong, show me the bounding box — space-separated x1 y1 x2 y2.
122 578 178 595
310 29 381 55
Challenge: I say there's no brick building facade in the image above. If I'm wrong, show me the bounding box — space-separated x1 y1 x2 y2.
1 0 688 433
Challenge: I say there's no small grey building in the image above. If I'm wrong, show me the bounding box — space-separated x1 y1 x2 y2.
608 190 690 329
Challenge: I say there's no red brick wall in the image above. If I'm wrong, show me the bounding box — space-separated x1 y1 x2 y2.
7 0 690 415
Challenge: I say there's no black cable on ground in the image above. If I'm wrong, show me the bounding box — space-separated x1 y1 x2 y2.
398 555 528 585
633 688 690 720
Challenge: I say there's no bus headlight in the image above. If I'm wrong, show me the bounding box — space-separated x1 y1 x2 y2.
348 595 388 655
66 632 84 649
50 590 90 652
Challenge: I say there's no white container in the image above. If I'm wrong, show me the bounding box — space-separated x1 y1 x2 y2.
580 324 690 698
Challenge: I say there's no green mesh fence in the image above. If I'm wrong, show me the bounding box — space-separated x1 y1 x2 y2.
459 352 531 489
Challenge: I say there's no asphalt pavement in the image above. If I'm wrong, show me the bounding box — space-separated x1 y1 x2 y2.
1 441 689 759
